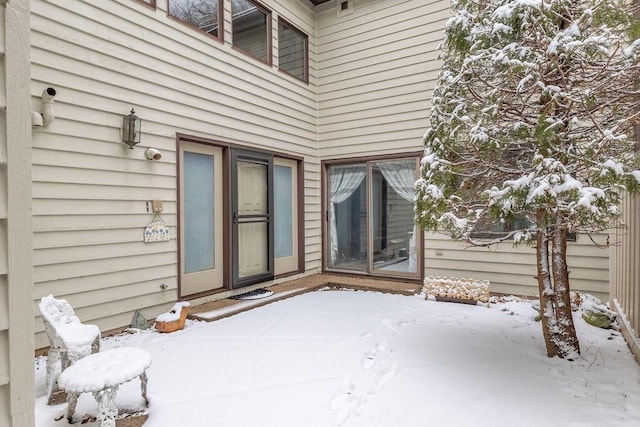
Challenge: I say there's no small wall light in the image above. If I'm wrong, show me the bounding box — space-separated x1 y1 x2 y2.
122 108 141 149
144 148 162 161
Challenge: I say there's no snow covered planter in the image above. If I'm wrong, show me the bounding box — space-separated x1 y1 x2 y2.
155 302 190 333
424 276 490 305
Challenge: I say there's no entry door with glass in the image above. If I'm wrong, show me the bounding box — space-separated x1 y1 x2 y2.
179 142 224 297
231 149 274 288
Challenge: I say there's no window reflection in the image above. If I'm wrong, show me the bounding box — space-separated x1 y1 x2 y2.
169 0 221 37
278 20 307 82
232 0 270 63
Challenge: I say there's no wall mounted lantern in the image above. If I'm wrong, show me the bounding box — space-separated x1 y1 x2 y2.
122 108 141 149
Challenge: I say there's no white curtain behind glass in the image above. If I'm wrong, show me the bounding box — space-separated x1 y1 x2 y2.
376 160 417 271
328 165 366 265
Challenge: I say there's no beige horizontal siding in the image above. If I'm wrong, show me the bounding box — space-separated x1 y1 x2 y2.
316 0 449 159
34 252 176 284
31 0 321 349
35 265 177 299
425 233 610 301
303 159 322 271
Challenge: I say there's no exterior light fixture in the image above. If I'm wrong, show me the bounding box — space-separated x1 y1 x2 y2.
122 108 141 149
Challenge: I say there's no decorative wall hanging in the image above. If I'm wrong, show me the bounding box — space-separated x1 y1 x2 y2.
144 214 170 243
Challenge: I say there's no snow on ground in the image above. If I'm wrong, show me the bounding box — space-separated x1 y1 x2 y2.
35 290 640 427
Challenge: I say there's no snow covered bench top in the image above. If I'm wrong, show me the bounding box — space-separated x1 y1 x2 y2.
59 347 152 426
58 347 151 393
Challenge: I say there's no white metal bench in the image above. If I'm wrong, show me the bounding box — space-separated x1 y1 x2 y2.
39 295 101 404
58 347 152 427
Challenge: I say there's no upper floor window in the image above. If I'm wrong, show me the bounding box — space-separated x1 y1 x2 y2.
169 0 222 39
232 0 272 64
135 0 155 6
278 19 308 83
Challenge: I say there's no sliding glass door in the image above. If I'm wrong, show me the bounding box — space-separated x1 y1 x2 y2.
326 158 420 277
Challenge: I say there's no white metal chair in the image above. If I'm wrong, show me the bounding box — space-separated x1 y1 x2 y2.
39 294 101 405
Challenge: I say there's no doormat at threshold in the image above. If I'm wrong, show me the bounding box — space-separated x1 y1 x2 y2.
230 288 274 300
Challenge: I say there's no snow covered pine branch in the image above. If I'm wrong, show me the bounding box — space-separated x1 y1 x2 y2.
415 0 640 358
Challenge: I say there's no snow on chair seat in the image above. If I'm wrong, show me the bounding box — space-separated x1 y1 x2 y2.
39 294 101 405
58 347 152 427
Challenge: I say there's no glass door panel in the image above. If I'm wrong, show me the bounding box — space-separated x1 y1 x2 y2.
370 159 418 274
327 164 368 271
184 152 216 274
238 221 268 278
232 150 273 287
274 158 298 275
179 142 224 297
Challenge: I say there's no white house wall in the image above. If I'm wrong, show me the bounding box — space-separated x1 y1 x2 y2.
314 0 610 301
31 0 321 349
316 0 446 158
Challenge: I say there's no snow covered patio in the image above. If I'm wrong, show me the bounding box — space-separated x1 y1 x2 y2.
35 289 640 427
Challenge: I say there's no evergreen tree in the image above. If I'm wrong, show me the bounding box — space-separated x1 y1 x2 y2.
416 0 640 358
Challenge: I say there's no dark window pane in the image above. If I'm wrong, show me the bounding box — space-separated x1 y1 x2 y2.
169 0 221 38
471 215 576 241
278 21 307 81
232 0 270 63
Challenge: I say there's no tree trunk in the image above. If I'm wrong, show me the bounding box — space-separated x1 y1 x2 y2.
550 211 580 357
535 209 580 358
535 209 555 356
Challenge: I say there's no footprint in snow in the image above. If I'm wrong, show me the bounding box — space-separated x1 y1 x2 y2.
362 353 375 370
